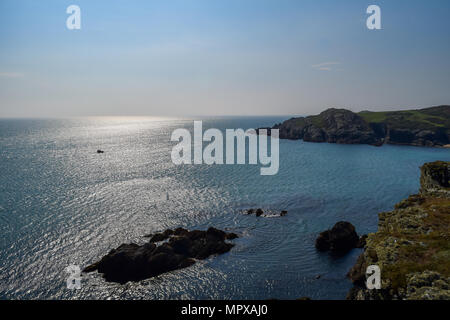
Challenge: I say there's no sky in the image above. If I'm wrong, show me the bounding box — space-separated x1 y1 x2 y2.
0 0 450 117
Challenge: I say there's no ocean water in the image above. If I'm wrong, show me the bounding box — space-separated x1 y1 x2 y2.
0 117 449 300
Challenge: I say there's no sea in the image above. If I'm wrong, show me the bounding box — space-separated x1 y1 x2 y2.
0 116 449 300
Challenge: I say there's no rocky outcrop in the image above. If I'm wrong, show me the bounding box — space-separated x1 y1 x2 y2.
270 109 383 146
84 227 238 284
246 208 288 217
347 161 450 300
420 161 450 195
263 106 450 147
315 221 365 253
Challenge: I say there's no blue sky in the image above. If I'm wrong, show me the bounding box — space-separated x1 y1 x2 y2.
1 0 450 117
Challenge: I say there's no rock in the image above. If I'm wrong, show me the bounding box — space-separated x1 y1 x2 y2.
356 235 368 248
246 208 287 217
315 222 360 253
406 271 450 300
265 105 450 147
347 253 367 287
173 227 189 236
169 236 192 255
84 227 238 284
315 230 331 251
271 108 383 145
82 262 99 273
149 229 174 242
206 227 226 241
185 229 206 240
420 161 449 194
347 161 450 300
226 232 238 240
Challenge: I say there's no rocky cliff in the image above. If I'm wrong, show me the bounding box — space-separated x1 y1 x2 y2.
347 161 450 300
269 106 450 147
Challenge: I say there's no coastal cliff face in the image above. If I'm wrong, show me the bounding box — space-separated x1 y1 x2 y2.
347 161 450 300
272 106 450 147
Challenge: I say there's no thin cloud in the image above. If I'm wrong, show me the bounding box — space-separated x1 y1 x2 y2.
311 62 340 71
0 72 24 78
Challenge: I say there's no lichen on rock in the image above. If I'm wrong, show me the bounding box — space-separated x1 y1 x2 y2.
347 161 450 300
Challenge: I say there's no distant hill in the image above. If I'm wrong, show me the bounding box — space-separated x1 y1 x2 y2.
266 105 450 147
359 106 450 132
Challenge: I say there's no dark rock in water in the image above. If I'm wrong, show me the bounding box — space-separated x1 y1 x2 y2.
206 227 226 241
356 235 368 248
174 227 189 236
315 230 331 251
83 227 238 284
97 149 105 154
148 229 173 242
246 208 287 218
246 208 264 216
149 233 167 242
255 208 264 217
169 236 192 255
226 232 238 240
315 221 360 253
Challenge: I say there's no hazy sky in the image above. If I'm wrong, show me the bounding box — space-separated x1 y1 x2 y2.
1 0 450 117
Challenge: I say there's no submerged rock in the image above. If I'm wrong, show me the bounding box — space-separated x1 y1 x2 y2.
315 221 360 253
83 227 238 284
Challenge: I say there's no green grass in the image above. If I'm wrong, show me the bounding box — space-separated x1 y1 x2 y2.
359 106 450 131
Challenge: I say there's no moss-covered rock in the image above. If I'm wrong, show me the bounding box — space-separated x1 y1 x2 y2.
347 161 450 300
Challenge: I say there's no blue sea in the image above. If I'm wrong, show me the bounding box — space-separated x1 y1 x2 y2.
0 117 449 300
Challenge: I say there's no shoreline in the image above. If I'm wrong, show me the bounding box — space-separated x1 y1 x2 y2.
347 161 450 300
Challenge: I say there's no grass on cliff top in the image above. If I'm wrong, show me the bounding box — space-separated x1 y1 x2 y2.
380 197 450 291
359 106 450 131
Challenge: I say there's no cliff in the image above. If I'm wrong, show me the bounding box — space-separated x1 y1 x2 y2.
347 161 450 300
270 106 450 147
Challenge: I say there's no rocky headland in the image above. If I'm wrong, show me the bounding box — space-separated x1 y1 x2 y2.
264 105 450 147
347 161 450 300
84 227 238 284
